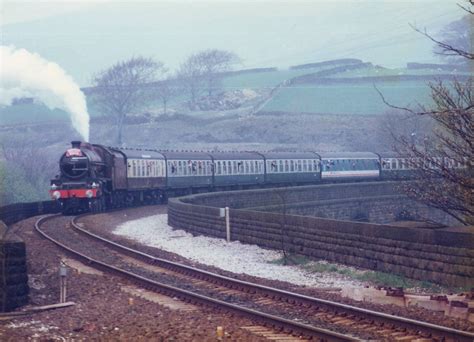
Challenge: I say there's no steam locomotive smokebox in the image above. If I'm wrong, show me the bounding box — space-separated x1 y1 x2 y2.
0 220 29 312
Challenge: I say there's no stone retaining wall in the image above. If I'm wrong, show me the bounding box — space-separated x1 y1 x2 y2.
0 222 29 312
168 182 474 287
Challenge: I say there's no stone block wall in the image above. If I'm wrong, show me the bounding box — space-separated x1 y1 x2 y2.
168 182 474 287
0 222 29 312
250 195 455 225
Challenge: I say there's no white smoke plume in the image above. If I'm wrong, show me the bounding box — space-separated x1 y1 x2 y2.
0 45 90 141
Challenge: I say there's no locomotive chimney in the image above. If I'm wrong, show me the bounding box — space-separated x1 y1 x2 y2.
71 141 81 149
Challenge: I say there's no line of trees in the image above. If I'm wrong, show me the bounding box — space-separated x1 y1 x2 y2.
92 49 241 145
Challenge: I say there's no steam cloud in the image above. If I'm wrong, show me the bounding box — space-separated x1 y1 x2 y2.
0 45 90 141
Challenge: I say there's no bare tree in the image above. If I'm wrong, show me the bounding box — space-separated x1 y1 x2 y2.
377 3 473 225
177 55 204 109
410 1 473 65
432 14 471 64
93 57 166 145
155 74 178 115
178 49 240 109
200 49 241 96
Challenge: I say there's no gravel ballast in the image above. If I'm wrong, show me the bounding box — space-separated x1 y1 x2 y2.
114 214 367 289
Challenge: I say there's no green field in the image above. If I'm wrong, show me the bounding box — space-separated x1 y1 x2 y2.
263 81 433 115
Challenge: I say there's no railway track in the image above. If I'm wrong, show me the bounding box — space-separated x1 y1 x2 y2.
35 213 474 341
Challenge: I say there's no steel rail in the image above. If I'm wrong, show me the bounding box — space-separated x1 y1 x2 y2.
71 213 474 342
35 214 358 342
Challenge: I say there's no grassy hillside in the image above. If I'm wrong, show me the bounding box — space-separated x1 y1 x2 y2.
263 81 433 115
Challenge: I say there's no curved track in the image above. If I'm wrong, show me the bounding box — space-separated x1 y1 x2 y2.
36 213 474 341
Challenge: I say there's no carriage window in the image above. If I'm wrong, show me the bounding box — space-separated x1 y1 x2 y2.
249 161 254 173
284 160 289 172
297 160 302 172
216 161 221 175
290 160 294 172
302 160 307 172
223 161 227 175
244 161 248 174
277 160 282 172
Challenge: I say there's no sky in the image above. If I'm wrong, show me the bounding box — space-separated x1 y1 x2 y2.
1 0 466 86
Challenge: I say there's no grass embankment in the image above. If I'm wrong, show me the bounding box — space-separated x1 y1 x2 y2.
269 253 459 292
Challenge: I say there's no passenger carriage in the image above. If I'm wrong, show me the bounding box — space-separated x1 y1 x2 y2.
160 151 213 191
319 152 380 180
263 152 321 185
209 152 265 187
